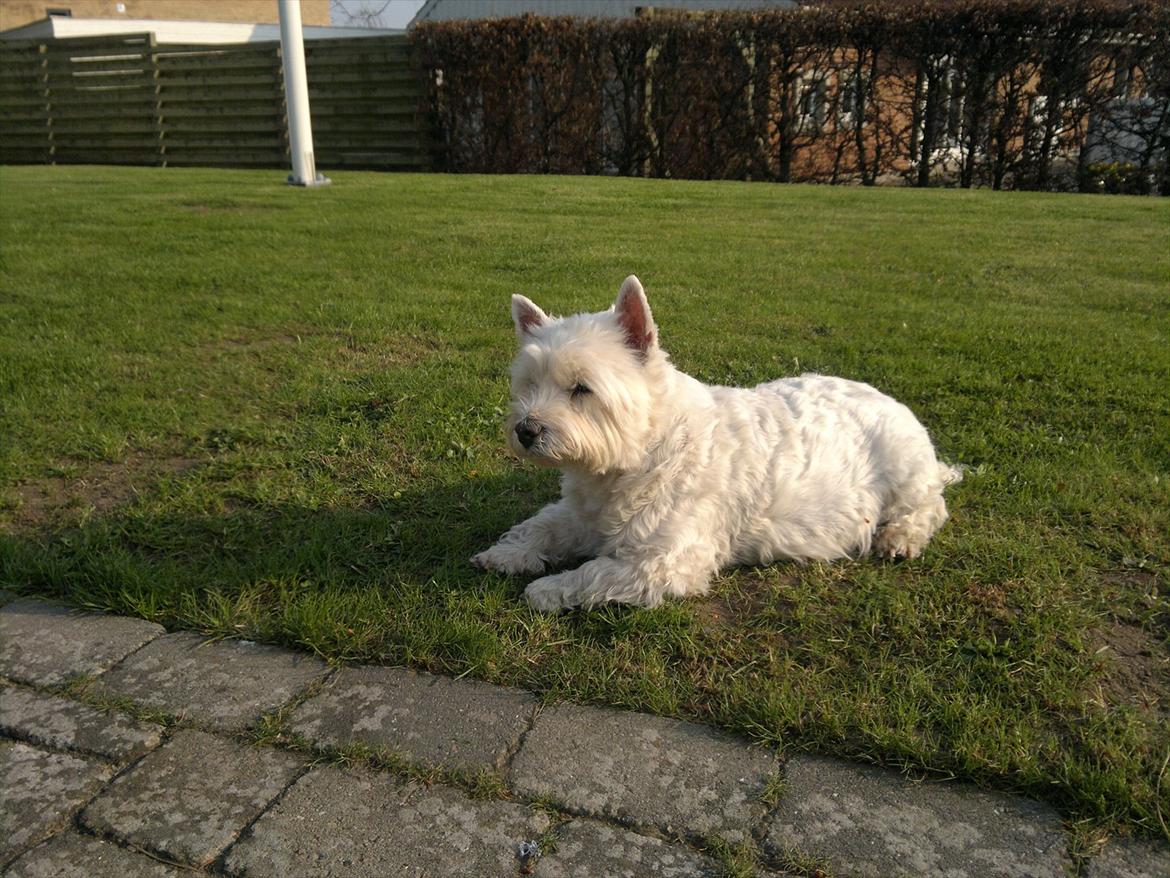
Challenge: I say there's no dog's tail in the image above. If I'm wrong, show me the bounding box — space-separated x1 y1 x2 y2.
939 462 964 486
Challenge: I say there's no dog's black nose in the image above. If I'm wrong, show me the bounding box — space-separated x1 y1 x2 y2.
515 419 543 449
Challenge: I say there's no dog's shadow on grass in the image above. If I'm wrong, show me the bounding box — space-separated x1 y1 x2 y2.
1 468 564 613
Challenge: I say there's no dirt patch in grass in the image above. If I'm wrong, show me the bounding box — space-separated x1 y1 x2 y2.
695 570 798 634
6 453 200 531
175 198 282 215
331 333 445 371
198 328 444 370
206 332 312 352
1092 620 1170 718
198 326 341 355
1101 568 1165 607
964 579 1025 640
695 591 743 633
964 579 1012 612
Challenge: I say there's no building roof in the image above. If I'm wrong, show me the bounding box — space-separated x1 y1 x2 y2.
0 16 402 44
410 0 796 26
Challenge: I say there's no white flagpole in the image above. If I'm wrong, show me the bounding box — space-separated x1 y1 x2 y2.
278 0 329 186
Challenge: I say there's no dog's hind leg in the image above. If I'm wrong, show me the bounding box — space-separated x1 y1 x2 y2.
874 493 947 560
873 464 961 560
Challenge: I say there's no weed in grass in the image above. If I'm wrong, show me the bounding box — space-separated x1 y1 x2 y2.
703 835 763 878
453 766 512 801
757 771 788 811
53 674 179 729
269 733 512 802
1066 817 1112 869
767 846 835 878
247 672 335 748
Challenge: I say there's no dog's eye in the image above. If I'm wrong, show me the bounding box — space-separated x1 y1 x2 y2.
570 382 592 398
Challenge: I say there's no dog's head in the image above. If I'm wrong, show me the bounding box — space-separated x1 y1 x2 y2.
504 275 665 474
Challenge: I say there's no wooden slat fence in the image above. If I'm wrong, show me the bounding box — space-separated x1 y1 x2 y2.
0 32 427 171
306 36 423 170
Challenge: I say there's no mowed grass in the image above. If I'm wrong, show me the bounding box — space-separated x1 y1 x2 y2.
1 166 1167 841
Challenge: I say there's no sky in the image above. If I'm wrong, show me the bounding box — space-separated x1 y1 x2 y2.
331 0 428 29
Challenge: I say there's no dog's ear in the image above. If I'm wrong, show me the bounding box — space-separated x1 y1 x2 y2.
511 295 548 339
614 275 657 357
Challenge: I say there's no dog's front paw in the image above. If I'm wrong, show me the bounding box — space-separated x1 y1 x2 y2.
523 574 576 612
471 543 547 576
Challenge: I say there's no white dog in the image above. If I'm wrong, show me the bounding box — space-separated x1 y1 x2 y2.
473 276 961 611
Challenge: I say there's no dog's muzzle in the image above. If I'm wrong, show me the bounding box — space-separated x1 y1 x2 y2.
514 418 543 450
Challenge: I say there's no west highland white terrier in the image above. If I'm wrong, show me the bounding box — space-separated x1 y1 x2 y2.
473 276 961 611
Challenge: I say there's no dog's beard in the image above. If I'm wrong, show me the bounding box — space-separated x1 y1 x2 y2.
506 408 648 474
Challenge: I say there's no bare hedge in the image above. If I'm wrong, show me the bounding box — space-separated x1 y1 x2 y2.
411 1 1169 192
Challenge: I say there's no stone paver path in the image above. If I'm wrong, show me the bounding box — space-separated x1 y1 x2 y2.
288 665 536 774
537 820 723 877
0 740 112 862
0 684 162 762
4 831 183 878
512 703 777 842
0 598 163 686
1 595 1167 877
1084 838 1170 878
81 729 305 867
225 764 551 877
95 632 329 732
762 755 1067 878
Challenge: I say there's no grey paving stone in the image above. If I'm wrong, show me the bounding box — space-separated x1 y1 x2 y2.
511 703 777 842
223 764 550 877
0 740 113 863
94 632 328 732
0 598 164 686
762 755 1068 878
0 683 163 762
288 665 536 774
0 589 18 607
81 729 304 867
4 831 182 877
1084 837 1170 878
538 819 722 877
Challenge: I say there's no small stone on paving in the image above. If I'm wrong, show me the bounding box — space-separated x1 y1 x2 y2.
224 764 549 877
95 631 328 732
538 819 723 877
0 598 164 686
81 728 304 867
289 664 536 773
762 755 1068 878
0 683 162 762
511 702 777 841
1084 837 1170 878
4 831 183 877
0 739 113 863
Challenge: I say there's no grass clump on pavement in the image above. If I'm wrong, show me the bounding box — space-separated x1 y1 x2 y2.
0 166 1167 839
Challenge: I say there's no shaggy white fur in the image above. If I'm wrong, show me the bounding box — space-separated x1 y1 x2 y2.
473 276 961 611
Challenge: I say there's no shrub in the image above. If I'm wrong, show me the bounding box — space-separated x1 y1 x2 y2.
411 1 1167 192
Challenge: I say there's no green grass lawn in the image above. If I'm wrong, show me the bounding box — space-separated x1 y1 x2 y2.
1 166 1167 846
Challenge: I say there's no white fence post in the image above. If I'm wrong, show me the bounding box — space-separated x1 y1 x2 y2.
278 0 329 186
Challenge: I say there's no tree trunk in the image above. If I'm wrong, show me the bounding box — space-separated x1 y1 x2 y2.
917 66 941 187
